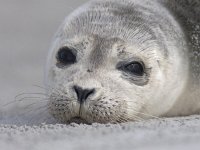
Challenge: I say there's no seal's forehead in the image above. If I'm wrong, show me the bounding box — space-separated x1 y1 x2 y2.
62 0 157 39
58 0 169 57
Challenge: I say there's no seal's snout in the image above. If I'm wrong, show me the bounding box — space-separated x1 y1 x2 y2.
73 85 95 104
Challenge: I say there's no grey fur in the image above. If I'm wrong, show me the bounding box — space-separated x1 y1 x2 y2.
45 0 200 123
162 0 200 84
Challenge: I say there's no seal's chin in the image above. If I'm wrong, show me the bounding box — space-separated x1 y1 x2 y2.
68 117 90 124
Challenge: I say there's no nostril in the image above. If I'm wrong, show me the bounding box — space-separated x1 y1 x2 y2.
74 85 82 100
73 85 95 104
84 89 95 100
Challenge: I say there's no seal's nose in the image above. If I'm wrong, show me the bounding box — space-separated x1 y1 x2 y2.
73 85 95 104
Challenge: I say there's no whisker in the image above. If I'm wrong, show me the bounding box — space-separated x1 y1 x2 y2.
34 84 61 94
16 97 48 101
134 111 159 119
125 107 159 119
15 92 48 99
23 101 48 110
122 113 144 122
17 104 48 118
1 101 18 108
32 84 48 91
0 97 49 109
16 97 49 102
28 107 49 124
42 116 57 124
5 103 49 125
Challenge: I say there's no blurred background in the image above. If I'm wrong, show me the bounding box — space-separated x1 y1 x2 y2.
0 0 88 105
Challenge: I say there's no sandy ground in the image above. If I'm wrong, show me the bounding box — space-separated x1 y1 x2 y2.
0 0 200 150
1 116 200 150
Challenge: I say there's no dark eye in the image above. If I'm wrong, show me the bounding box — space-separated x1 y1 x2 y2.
125 62 144 76
57 47 76 65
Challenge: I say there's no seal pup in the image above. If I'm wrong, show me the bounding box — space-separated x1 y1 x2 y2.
45 0 200 123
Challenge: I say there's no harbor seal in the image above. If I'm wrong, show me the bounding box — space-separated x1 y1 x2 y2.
45 0 200 123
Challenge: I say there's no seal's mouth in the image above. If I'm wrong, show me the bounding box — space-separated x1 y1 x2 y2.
69 117 90 124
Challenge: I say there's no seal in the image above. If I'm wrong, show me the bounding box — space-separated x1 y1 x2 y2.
45 0 200 124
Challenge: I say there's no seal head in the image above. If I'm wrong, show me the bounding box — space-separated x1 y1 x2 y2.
45 0 189 123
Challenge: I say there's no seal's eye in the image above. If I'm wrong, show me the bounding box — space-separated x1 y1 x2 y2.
125 62 144 76
57 47 76 65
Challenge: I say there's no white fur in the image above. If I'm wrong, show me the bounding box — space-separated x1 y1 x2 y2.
45 0 200 123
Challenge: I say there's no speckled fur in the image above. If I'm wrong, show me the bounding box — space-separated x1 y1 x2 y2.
162 0 200 84
45 0 200 123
